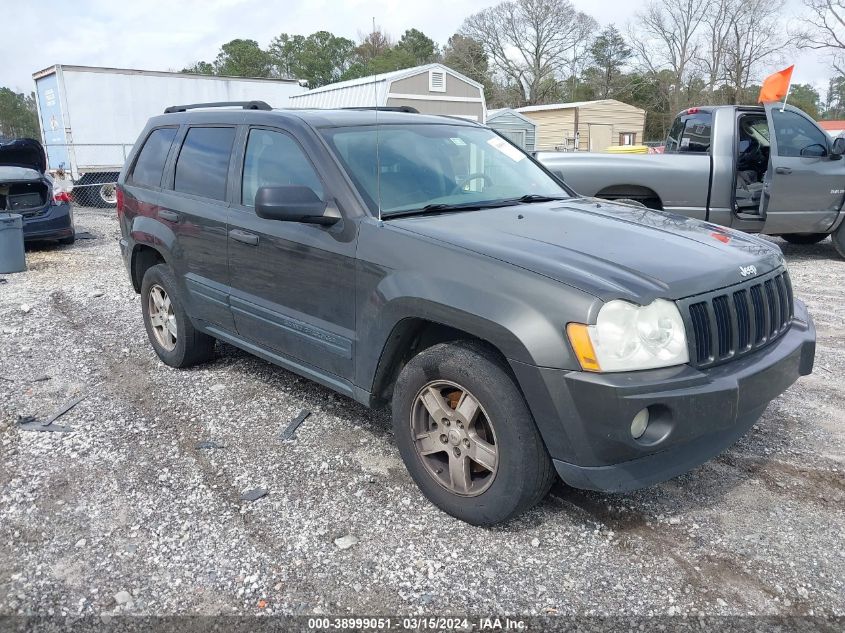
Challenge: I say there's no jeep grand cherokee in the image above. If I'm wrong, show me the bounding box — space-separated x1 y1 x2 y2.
116 102 815 525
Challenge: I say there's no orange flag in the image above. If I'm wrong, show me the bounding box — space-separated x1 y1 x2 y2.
758 65 794 103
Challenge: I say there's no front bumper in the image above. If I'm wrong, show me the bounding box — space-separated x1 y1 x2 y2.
21 202 74 241
510 299 816 492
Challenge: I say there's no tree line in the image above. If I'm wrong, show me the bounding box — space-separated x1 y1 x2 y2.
176 0 845 140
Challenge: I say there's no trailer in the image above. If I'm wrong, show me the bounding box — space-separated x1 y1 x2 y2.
32 65 306 207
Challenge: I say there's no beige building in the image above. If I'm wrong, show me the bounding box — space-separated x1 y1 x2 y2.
516 100 646 152
288 63 485 121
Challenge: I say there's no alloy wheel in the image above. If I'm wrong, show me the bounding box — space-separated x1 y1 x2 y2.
410 380 499 496
147 284 177 351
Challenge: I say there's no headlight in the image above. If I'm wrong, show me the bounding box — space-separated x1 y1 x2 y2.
567 299 689 372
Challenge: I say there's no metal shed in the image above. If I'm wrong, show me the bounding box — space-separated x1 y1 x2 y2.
516 99 646 152
288 63 486 121
486 108 537 151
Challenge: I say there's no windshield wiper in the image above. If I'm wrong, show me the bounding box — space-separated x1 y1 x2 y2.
382 200 515 219
514 194 569 203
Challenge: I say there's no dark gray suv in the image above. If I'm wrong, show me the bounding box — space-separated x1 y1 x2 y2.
117 102 816 525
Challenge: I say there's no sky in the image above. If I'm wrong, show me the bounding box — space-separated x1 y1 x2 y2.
0 0 833 95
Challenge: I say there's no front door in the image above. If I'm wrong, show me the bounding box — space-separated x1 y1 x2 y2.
762 104 845 235
226 126 358 381
589 124 613 152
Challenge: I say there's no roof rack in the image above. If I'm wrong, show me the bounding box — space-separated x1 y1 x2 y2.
343 106 419 114
163 100 272 114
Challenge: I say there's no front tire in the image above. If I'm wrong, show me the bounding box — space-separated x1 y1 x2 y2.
781 233 827 245
833 224 845 259
391 341 555 526
140 264 216 368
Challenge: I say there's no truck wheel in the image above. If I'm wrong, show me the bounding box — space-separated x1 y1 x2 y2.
832 224 845 259
140 264 216 368
74 173 119 208
781 233 827 245
391 340 556 526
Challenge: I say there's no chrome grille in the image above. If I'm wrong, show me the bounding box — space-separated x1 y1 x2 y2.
679 268 794 369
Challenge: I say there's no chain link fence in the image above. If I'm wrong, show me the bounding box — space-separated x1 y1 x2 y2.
45 143 132 208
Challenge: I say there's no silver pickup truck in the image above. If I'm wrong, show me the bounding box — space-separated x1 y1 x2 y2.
538 103 845 257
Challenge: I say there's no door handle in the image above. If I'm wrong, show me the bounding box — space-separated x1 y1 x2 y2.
229 229 259 246
775 167 792 175
158 210 179 222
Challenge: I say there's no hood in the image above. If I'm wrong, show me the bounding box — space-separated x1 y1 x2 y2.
0 138 47 173
388 199 785 303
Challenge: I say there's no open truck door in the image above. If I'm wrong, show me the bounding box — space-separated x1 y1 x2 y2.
761 103 845 235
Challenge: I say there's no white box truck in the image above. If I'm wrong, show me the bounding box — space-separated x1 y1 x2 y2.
32 65 306 207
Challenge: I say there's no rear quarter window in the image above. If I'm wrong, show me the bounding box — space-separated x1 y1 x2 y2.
665 112 712 154
173 127 236 201
129 128 177 188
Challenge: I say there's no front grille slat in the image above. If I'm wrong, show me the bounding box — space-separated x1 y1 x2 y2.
765 280 780 336
733 290 751 351
689 302 712 363
775 274 789 329
682 268 794 369
712 295 733 358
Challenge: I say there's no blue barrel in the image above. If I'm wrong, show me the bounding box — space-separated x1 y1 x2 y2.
0 214 26 274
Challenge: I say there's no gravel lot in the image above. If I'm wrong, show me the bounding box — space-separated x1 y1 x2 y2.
1 207 843 620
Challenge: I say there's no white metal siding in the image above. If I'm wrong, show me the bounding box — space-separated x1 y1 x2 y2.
288 80 390 109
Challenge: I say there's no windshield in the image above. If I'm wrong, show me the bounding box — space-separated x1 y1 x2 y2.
320 123 570 217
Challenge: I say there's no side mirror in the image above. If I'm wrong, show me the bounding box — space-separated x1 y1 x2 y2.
831 137 845 159
254 186 339 225
800 143 827 158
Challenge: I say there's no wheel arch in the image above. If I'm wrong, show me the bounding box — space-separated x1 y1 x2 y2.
595 184 663 210
369 317 518 406
129 243 168 293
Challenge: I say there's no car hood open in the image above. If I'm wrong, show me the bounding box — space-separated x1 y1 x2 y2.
0 138 47 173
389 199 785 303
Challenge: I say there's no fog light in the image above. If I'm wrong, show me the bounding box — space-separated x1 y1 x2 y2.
631 408 650 439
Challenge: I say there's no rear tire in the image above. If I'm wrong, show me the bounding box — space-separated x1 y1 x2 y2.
140 264 216 368
391 340 555 526
781 233 827 245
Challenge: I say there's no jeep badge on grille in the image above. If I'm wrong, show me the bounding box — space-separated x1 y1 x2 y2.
739 265 757 277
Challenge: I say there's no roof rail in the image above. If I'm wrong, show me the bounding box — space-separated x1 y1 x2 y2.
163 100 272 114
343 106 419 114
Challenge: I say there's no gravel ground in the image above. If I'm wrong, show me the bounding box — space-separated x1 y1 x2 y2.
0 207 843 621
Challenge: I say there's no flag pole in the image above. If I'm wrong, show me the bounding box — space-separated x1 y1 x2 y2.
780 78 792 112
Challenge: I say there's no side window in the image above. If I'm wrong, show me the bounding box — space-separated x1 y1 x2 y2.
129 128 177 188
771 109 829 157
173 127 236 201
666 112 712 154
241 128 324 207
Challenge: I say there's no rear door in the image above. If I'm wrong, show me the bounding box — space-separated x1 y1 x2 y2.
159 125 237 331
226 125 358 382
762 104 845 234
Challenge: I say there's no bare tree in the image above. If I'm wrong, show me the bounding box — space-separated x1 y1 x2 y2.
629 0 709 113
460 0 597 105
697 0 733 100
722 0 793 103
356 27 393 63
796 0 845 74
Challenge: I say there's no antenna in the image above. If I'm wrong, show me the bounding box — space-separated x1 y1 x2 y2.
373 16 382 221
